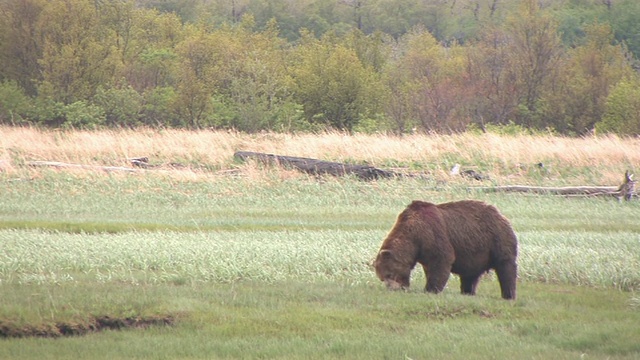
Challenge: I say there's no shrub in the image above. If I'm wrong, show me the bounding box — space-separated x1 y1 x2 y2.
596 79 640 135
93 86 143 127
27 97 66 127
61 101 106 129
141 87 181 127
0 81 31 125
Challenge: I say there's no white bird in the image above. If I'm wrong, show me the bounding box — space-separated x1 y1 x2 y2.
450 163 460 176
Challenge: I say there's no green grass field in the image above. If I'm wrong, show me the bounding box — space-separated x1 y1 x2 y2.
1 171 639 359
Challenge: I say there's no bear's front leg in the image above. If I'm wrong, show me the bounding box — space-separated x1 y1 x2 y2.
422 263 451 294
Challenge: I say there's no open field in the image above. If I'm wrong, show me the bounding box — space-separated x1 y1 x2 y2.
1 128 639 359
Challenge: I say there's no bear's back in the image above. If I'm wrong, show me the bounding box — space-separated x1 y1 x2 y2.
408 199 516 253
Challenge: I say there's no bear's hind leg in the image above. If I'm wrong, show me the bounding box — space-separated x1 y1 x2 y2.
459 274 481 295
495 261 517 300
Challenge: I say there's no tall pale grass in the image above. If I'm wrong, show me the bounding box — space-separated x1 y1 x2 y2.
1 126 638 184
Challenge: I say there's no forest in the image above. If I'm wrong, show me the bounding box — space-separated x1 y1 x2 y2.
1 0 640 135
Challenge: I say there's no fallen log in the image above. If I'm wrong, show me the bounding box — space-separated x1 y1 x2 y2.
233 151 399 180
27 161 140 173
476 171 636 201
480 185 619 195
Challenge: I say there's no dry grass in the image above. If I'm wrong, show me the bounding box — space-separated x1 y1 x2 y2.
1 126 638 184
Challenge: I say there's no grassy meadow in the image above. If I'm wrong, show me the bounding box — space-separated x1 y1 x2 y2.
1 126 639 359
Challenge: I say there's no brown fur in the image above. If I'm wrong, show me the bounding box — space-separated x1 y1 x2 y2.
374 200 517 299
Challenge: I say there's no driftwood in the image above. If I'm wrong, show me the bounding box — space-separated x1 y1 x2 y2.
26 158 187 172
478 171 636 201
27 161 140 173
450 163 489 180
24 155 637 202
233 151 399 180
129 157 151 168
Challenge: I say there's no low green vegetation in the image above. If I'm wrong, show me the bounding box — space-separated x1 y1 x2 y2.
2 281 640 359
0 172 639 359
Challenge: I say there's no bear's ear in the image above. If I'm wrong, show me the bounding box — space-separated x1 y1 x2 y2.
378 249 394 260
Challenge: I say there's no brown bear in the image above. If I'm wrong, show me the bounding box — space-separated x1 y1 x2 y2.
374 200 517 300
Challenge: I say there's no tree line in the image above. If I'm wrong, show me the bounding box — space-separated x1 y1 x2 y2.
1 0 639 135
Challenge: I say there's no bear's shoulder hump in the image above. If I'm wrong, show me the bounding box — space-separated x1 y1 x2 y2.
408 200 435 210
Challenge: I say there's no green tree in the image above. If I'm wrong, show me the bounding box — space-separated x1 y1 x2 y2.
173 26 218 128
342 29 389 72
109 6 183 91
242 0 308 40
506 0 563 129
381 63 415 135
542 22 633 134
596 78 640 135
36 0 119 103
96 0 137 65
553 0 599 47
465 26 520 129
366 0 427 38
134 48 179 90
291 30 382 132
385 28 469 133
211 20 302 132
173 16 299 131
0 0 45 96
607 0 640 60
64 1 185 103
138 0 203 23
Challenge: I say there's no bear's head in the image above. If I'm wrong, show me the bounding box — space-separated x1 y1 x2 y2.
374 249 411 290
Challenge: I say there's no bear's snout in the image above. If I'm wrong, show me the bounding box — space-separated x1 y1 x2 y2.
384 277 409 291
384 279 405 290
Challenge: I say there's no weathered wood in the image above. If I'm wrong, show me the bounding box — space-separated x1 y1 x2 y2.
233 151 399 180
129 157 151 168
481 185 619 195
476 171 636 201
618 170 637 201
27 161 140 173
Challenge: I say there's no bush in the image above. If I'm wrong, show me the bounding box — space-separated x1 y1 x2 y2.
61 101 106 129
596 79 640 135
0 81 31 125
141 87 181 127
27 97 65 127
93 86 143 127
270 101 311 133
467 121 555 136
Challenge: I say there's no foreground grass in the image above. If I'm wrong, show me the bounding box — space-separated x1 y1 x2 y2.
0 281 639 359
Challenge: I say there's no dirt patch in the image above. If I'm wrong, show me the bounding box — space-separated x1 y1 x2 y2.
0 315 175 338
405 307 496 320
